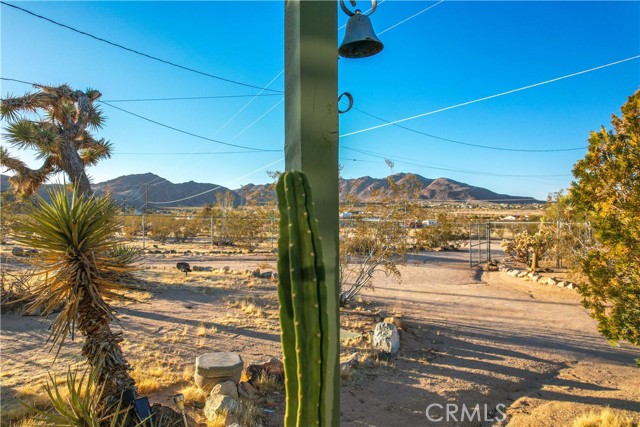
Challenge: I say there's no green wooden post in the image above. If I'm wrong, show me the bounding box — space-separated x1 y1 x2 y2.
285 1 339 425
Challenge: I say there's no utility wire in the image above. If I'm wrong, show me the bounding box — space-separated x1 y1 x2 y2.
378 0 445 35
352 107 585 152
148 157 283 204
99 101 279 152
102 94 283 102
0 1 283 93
341 55 640 138
115 151 273 155
343 146 570 178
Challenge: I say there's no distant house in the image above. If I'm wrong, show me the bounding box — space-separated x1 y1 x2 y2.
422 219 438 227
340 212 353 219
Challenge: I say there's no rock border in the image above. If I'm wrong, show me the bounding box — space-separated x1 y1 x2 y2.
496 262 581 291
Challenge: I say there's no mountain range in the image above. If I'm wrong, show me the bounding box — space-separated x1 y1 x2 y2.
1 172 541 207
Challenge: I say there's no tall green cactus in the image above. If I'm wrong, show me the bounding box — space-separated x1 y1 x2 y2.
276 171 338 427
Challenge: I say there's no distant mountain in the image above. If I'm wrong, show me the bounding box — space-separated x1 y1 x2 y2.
92 173 240 208
240 173 541 204
1 172 541 207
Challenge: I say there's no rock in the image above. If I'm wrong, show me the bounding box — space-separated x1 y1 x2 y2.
246 357 284 384
259 271 273 279
532 274 543 282
516 271 528 278
506 269 519 277
170 249 177 254
11 247 24 256
372 322 400 354
195 352 243 390
204 394 238 421
193 266 213 272
251 269 261 278
340 352 361 376
486 263 499 271
224 414 239 427
546 278 557 286
212 381 239 399
222 266 230 273
184 250 192 255
557 281 568 288
567 283 578 290
237 381 256 399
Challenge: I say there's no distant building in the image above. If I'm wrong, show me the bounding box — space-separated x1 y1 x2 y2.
422 219 439 227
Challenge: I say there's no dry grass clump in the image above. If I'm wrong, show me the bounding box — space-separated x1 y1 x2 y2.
236 398 264 427
179 385 209 406
252 371 281 393
573 409 639 427
130 357 181 394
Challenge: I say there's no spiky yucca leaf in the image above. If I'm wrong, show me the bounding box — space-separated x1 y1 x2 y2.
21 369 129 427
14 187 133 352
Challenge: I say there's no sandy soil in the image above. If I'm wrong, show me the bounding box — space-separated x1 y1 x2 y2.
1 244 639 426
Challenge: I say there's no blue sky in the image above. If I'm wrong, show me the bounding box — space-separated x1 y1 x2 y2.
1 1 639 201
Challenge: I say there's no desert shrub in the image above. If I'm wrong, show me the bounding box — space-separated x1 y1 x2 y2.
501 230 552 270
215 209 267 251
573 408 638 427
570 89 640 346
340 214 406 307
22 369 128 427
120 215 142 240
145 215 174 243
172 216 203 243
414 211 466 250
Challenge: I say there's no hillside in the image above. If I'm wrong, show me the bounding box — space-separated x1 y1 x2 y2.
1 172 541 207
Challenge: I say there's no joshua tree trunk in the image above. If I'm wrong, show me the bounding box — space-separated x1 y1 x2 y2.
59 139 93 196
77 291 135 410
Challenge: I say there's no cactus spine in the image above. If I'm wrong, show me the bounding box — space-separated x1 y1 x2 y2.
276 171 338 427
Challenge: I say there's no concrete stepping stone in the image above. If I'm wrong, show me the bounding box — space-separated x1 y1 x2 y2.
194 352 243 390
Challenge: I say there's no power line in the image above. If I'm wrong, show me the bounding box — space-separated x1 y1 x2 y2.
114 151 274 155
352 107 585 152
99 101 279 152
0 77 37 86
340 55 640 138
102 94 283 102
378 0 445 35
342 146 571 178
0 1 283 93
148 157 283 204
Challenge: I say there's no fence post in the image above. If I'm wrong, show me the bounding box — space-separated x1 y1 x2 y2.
487 222 491 262
142 214 146 249
477 222 481 265
469 223 472 267
556 220 561 268
210 215 214 247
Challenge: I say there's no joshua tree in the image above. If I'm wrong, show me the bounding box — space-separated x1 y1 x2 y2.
15 188 136 411
0 83 111 196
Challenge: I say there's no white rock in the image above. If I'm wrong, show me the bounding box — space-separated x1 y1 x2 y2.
212 381 239 399
373 322 400 354
204 394 238 421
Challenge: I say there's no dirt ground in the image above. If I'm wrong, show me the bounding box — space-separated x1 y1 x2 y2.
1 243 639 426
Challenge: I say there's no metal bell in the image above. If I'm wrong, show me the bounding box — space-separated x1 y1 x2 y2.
339 10 384 59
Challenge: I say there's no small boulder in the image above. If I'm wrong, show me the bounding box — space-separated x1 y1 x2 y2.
204 394 238 421
246 357 284 384
259 271 273 279
506 269 519 277
212 381 239 399
195 352 243 390
251 269 261 278
237 381 256 399
546 278 557 286
557 281 568 288
11 247 24 257
372 322 400 354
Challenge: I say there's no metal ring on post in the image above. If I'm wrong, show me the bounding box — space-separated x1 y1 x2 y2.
338 92 354 114
339 0 377 17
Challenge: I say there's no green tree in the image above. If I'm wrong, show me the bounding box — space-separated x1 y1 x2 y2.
15 188 136 410
570 89 640 345
0 84 110 196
